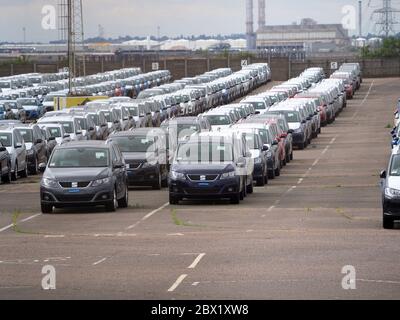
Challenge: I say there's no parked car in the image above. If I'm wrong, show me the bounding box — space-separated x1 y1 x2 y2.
380 149 400 229
17 98 43 120
108 129 169 189
0 124 28 180
0 100 26 123
40 141 129 213
38 116 84 141
15 124 48 175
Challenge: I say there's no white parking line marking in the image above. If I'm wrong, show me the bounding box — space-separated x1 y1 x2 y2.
21 213 41 222
92 258 107 266
267 206 275 212
0 224 14 233
167 233 184 236
358 278 400 285
321 146 330 155
312 159 319 167
188 253 206 269
192 282 200 286
297 178 303 185
168 274 187 292
44 235 65 238
126 202 169 230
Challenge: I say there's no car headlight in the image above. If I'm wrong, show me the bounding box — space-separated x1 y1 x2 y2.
220 171 235 179
170 171 185 180
42 178 58 188
254 157 262 164
91 177 111 187
385 187 400 198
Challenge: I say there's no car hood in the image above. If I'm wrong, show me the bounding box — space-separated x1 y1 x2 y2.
171 162 235 174
44 167 110 182
122 152 148 161
387 176 400 190
23 105 39 111
288 123 301 130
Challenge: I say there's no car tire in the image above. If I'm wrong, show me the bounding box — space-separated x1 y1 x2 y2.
383 214 394 229
269 168 275 180
230 193 240 205
106 189 118 212
118 186 129 208
20 163 28 178
286 153 291 164
290 152 294 161
1 163 12 184
169 194 179 205
11 162 18 181
30 157 38 175
41 203 53 214
247 182 254 194
152 173 162 190
275 166 281 177
256 177 265 187
298 143 305 150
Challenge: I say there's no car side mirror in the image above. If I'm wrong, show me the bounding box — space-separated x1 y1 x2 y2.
39 163 46 173
262 145 269 152
76 131 82 135
0 146 6 152
64 134 70 138
114 120 120 124
301 120 306 124
15 143 23 149
391 130 396 135
101 123 107 128
380 170 387 179
113 162 124 169
89 127 95 131
35 139 43 144
48 136 56 141
288 129 294 134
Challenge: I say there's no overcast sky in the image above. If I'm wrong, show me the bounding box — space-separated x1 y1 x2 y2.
0 0 389 42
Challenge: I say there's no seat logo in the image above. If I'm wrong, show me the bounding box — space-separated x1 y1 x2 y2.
72 182 78 188
200 175 206 181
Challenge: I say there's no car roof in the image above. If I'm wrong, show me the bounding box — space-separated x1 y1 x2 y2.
57 141 109 149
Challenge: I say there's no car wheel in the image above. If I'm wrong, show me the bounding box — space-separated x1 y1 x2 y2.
256 177 265 187
118 186 129 208
106 189 118 212
152 173 162 190
169 194 179 205
11 162 18 181
30 157 38 175
161 171 168 188
230 193 240 205
383 214 394 229
247 182 254 194
290 152 294 161
298 143 305 150
275 165 281 177
2 163 12 184
20 163 28 178
41 203 53 214
286 153 291 164
240 185 245 200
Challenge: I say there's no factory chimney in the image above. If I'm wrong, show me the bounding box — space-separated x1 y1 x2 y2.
246 0 256 49
258 0 266 30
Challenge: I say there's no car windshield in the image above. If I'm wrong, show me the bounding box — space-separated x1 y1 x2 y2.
57 122 74 134
17 129 33 143
176 141 233 163
19 99 37 105
390 155 400 176
48 127 62 138
112 135 155 153
177 124 200 135
49 148 109 168
88 114 99 126
127 107 138 117
0 82 10 89
0 132 12 147
206 115 231 126
248 102 266 110
102 112 112 122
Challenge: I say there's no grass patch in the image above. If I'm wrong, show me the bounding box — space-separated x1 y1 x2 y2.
11 210 42 235
170 209 204 228
386 124 393 129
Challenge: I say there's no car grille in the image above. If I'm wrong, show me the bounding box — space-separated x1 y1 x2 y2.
187 174 219 181
184 187 221 195
56 194 94 202
59 181 90 188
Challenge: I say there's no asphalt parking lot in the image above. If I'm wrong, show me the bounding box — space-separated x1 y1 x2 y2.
1 77 400 300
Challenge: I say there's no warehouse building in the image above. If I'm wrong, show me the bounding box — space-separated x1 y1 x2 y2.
256 20 351 53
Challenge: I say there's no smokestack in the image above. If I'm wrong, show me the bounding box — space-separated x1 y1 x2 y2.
246 0 255 49
358 1 362 37
258 0 266 30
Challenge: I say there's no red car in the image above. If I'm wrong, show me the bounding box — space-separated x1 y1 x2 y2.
295 93 328 127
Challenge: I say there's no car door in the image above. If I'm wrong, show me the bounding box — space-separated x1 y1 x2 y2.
14 130 26 170
33 126 47 164
111 144 125 198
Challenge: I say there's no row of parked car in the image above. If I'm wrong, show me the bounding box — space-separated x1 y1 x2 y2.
0 68 172 122
0 64 271 195
31 63 364 213
380 96 400 229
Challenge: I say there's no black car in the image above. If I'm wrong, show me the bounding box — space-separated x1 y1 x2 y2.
169 136 246 205
108 128 168 190
15 124 48 175
40 141 129 213
0 141 12 183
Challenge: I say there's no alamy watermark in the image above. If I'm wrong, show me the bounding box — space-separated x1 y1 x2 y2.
41 5 56 30
341 265 356 290
41 265 56 290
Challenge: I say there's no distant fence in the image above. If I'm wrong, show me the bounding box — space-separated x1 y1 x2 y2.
1 55 400 81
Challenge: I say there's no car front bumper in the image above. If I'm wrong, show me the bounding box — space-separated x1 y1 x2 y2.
127 167 159 186
169 177 240 199
383 198 400 218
